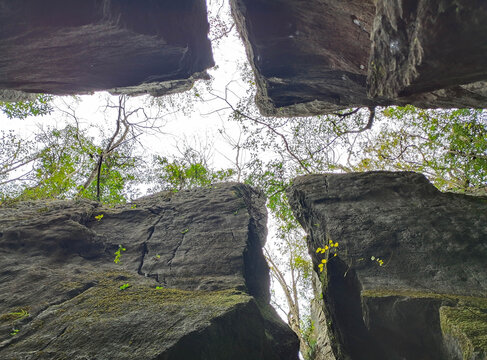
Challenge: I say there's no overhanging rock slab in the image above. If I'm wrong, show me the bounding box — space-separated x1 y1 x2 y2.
231 0 487 116
368 0 487 99
231 0 380 116
0 0 214 97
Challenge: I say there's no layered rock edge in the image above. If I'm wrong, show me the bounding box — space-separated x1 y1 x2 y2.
0 0 214 98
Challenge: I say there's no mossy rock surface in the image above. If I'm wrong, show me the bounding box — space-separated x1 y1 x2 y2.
1 272 262 359
440 303 487 360
362 289 487 360
0 184 299 359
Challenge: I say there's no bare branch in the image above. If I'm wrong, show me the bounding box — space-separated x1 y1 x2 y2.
331 108 360 117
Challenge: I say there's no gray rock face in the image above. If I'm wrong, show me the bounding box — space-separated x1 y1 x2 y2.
368 0 487 99
230 0 380 116
0 0 214 96
231 0 487 116
0 183 299 360
288 172 487 360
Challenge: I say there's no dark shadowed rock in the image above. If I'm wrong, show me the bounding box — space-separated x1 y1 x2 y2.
288 172 487 360
0 0 214 97
0 183 299 360
368 0 487 99
230 0 380 116
231 0 487 116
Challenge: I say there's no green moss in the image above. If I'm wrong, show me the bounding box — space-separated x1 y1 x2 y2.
440 306 487 359
41 271 250 324
361 289 486 307
7 271 252 354
0 307 30 323
361 289 487 359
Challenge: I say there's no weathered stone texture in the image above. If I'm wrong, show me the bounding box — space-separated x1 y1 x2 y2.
0 0 214 97
288 172 487 360
368 0 487 99
231 0 380 116
231 0 487 116
0 183 299 360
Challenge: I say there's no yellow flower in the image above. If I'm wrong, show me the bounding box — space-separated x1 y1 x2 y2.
321 259 327 264
334 242 339 247
329 239 333 244
321 248 326 254
333 253 337 257
324 245 329 250
319 267 324 272
316 248 322 253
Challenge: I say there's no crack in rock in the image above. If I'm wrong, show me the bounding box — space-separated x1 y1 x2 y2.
138 215 165 279
167 235 185 270
38 325 68 352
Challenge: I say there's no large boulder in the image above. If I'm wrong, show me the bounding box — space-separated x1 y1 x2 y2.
0 183 299 360
0 0 214 97
368 0 487 99
230 0 380 116
288 172 487 360
231 0 487 116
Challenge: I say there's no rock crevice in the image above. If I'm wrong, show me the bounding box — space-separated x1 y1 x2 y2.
288 172 487 360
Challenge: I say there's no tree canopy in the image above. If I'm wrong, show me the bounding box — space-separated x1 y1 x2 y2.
1 89 486 360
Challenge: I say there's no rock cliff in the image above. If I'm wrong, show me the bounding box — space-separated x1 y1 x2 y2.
0 0 214 97
231 0 487 116
0 183 299 360
288 172 487 360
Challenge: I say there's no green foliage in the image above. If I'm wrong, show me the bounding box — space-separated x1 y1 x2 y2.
0 94 53 120
119 283 131 291
0 130 38 199
114 245 126 264
151 153 234 192
357 106 487 191
2 124 141 203
1 308 29 322
94 214 104 221
300 318 317 360
1 308 29 337
370 256 384 267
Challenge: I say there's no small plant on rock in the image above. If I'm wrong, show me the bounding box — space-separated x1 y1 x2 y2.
114 244 126 264
119 283 131 291
315 239 339 272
